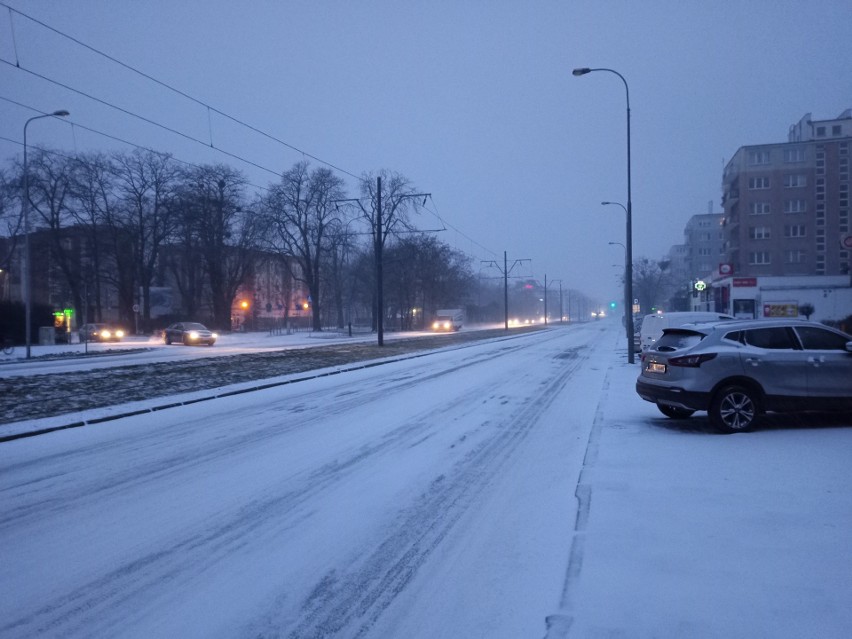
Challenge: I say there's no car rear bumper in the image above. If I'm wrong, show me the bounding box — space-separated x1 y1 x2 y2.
635 379 711 411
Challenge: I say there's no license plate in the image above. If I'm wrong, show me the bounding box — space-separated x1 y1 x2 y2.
647 362 666 374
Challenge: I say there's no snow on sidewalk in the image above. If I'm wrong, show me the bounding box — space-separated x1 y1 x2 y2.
552 357 852 638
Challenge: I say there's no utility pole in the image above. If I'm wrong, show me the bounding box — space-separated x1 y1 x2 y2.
335 177 429 347
559 281 563 323
543 276 562 325
376 177 383 345
482 251 530 329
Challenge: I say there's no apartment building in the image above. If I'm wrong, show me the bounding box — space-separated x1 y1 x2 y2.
721 109 851 278
713 109 852 321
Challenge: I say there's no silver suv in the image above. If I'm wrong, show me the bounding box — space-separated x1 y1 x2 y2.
635 319 852 433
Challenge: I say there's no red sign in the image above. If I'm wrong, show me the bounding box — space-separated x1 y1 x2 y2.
719 263 734 276
733 277 757 287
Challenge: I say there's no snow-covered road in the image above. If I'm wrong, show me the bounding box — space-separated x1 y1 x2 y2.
1 323 610 638
2 321 851 638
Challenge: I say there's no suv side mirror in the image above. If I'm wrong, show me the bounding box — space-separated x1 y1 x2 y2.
846 341 852 353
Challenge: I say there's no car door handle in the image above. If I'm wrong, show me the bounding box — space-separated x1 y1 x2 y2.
744 357 761 366
807 356 825 365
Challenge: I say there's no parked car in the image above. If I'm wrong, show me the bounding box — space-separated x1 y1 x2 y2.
638 311 735 352
163 322 218 346
79 323 125 342
636 319 852 433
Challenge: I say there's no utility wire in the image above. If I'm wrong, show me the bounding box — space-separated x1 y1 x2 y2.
422 197 498 258
0 2 361 181
0 60 288 183
0 4 502 268
0 95 273 193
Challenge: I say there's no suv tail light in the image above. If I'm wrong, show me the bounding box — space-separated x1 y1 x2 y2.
668 353 717 367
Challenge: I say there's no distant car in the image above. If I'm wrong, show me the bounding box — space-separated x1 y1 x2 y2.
636 319 852 433
163 322 217 346
636 320 852 433
79 323 125 342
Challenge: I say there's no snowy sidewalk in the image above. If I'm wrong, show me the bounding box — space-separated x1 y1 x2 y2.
551 355 852 638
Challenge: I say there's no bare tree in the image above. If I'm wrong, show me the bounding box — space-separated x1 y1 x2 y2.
0 168 21 273
20 149 84 317
633 257 672 315
321 209 363 329
67 152 128 324
112 150 180 331
181 164 259 330
384 234 474 330
262 161 345 331
356 170 425 339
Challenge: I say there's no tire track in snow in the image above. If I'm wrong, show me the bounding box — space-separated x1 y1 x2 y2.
278 345 590 638
0 337 544 534
1 331 580 638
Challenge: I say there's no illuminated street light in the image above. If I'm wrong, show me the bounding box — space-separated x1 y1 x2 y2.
23 110 70 359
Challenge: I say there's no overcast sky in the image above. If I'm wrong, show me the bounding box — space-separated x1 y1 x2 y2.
2 0 850 307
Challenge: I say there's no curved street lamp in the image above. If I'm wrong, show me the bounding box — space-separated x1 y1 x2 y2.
574 67 635 363
23 110 70 358
604 203 631 346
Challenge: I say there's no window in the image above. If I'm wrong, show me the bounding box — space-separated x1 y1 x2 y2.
743 327 796 349
816 126 826 137
783 148 805 163
784 199 807 213
749 177 770 190
784 225 806 238
698 248 711 256
748 150 771 165
749 226 771 240
795 326 849 350
748 251 771 265
749 202 771 215
785 249 806 263
833 125 842 136
783 174 807 188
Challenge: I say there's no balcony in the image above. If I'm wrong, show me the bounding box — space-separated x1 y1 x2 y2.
722 189 740 206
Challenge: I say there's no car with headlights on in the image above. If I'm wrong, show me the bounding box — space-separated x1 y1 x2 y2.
163 322 218 346
79 323 126 342
636 319 852 433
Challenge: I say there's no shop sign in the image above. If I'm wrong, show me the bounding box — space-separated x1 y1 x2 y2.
733 277 757 287
763 303 798 318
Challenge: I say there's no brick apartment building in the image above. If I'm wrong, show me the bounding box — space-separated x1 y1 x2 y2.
709 109 852 322
721 109 851 277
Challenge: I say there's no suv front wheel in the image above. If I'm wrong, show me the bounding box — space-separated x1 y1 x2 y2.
710 385 759 433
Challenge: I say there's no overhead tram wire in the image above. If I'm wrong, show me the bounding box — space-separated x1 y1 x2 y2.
1 6 503 264
0 61 287 184
0 2 360 182
0 97 272 195
422 197 498 259
1 101 495 267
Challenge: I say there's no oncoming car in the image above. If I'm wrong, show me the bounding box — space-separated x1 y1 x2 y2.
163 322 218 346
636 319 852 433
79 323 125 342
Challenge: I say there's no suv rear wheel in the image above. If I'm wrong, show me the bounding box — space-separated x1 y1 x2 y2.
710 385 759 433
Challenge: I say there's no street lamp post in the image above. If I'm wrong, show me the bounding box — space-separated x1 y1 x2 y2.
607 238 628 339
23 110 70 359
543 275 562 325
574 67 635 363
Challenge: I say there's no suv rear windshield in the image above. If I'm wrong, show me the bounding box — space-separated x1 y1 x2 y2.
654 330 705 352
